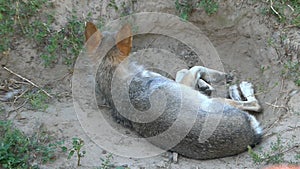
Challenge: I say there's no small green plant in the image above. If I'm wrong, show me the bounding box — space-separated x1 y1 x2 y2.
175 0 219 20
175 0 193 21
68 137 86 166
108 0 119 11
0 120 63 169
260 65 270 73
295 153 300 160
24 90 49 111
198 0 218 15
97 18 106 31
248 135 299 164
248 145 264 163
99 154 114 169
295 79 300 86
267 37 276 46
98 154 131 169
36 12 85 67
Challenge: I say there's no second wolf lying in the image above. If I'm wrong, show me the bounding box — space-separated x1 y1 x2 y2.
86 22 263 159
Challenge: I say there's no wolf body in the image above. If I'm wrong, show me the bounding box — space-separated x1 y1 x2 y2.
85 22 262 159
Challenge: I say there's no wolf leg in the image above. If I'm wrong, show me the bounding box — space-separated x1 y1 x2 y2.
229 84 242 101
213 98 262 112
239 81 257 102
175 69 195 87
220 81 261 112
189 66 232 84
175 68 214 96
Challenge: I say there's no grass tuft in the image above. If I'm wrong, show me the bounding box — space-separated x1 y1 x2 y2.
0 120 64 168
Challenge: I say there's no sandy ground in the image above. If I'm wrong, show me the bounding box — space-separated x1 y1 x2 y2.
0 0 299 168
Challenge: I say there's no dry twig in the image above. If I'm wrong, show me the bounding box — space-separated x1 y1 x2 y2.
265 102 290 112
270 0 282 19
3 66 52 98
6 99 28 118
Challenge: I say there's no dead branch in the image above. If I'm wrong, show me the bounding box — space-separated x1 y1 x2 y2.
270 0 282 19
265 102 290 112
3 66 52 98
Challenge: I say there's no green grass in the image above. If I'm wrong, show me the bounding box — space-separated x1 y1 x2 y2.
175 0 219 21
262 0 300 27
261 1 300 86
0 0 47 53
296 153 300 160
282 61 300 86
175 0 193 21
31 12 85 67
24 90 49 111
65 141 131 168
0 120 64 169
267 37 276 47
98 154 130 169
0 0 85 67
174 0 299 26
198 0 218 15
108 0 119 11
248 135 299 165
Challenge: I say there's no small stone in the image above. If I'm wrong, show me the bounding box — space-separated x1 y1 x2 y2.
289 90 299 97
172 152 178 163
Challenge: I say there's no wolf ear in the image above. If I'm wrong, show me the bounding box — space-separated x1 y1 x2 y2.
85 22 102 53
116 24 132 60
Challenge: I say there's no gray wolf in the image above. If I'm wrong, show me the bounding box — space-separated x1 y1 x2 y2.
85 22 262 160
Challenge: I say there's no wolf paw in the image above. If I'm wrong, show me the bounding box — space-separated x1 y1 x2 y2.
229 81 256 101
239 81 256 102
197 79 215 96
229 84 242 101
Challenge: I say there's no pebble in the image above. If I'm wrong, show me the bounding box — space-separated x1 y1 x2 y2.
172 152 178 163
